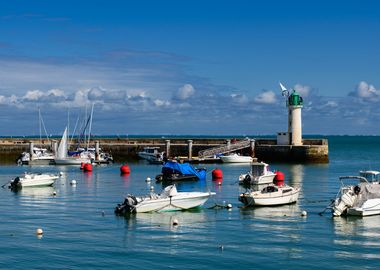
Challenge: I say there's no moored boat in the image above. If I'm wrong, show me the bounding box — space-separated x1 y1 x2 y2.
332 172 380 217
219 153 253 163
114 184 215 214
138 146 165 164
238 162 276 185
54 127 92 165
239 184 300 206
9 172 59 189
155 161 206 182
239 172 300 206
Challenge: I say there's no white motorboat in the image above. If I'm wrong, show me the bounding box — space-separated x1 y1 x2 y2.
9 172 59 189
239 184 300 206
54 127 92 165
115 185 215 214
138 147 165 164
219 153 253 163
332 172 380 217
238 162 276 185
17 147 55 165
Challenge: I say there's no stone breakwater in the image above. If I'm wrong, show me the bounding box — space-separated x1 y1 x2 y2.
0 137 328 163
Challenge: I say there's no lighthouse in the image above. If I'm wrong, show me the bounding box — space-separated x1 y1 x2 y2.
287 90 303 145
277 83 304 146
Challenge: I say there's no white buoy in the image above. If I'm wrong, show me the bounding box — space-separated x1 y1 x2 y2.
146 177 151 182
226 203 232 209
36 228 43 235
301 210 307 217
59 171 64 176
172 218 179 226
53 191 57 196
150 186 154 192
70 180 77 186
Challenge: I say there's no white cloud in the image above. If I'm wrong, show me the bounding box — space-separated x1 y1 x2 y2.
231 93 248 104
350 81 380 101
154 99 170 107
254 90 277 104
23 90 44 101
294 84 311 97
174 84 195 100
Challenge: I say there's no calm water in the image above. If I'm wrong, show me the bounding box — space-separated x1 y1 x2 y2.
1 136 380 269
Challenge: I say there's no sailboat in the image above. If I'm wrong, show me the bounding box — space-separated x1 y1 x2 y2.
17 109 55 165
54 127 92 165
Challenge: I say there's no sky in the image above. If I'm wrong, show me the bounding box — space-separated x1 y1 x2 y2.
1 0 380 136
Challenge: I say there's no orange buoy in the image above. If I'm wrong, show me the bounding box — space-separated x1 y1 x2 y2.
80 162 85 170
120 164 130 175
212 168 223 181
83 163 93 172
274 171 285 186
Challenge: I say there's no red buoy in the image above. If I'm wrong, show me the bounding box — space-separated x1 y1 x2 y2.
274 171 285 186
80 162 85 170
83 163 93 172
212 168 223 181
120 164 131 175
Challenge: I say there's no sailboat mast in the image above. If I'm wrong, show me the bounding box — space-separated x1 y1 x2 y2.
87 103 94 148
38 107 42 147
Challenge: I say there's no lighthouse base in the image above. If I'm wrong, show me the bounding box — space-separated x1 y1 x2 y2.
255 139 329 163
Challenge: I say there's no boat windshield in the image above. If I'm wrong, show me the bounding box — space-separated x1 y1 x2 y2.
251 163 265 177
262 186 278 193
359 171 380 182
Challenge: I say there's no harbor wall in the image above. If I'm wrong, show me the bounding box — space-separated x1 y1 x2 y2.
0 137 328 164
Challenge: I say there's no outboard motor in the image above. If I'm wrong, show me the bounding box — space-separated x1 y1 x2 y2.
10 177 21 190
115 195 138 215
333 188 357 216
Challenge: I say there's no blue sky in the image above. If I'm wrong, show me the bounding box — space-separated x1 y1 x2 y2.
1 0 380 136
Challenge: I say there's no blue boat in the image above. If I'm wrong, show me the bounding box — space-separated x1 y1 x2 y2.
155 161 206 182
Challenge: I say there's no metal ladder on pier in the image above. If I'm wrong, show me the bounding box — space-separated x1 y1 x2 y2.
198 138 253 159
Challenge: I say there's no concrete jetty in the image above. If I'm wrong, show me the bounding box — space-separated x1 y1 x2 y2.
0 137 328 164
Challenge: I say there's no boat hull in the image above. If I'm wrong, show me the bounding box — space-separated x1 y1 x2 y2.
12 174 59 188
239 173 276 185
54 158 92 165
220 155 253 163
346 198 380 216
135 192 213 213
239 187 300 206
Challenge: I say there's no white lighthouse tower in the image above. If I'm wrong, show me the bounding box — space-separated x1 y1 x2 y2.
277 83 303 146
287 90 303 145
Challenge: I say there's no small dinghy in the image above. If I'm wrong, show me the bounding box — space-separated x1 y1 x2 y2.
238 171 299 206
8 172 59 189
115 185 215 214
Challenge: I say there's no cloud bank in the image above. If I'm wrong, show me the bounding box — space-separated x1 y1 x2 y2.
0 56 379 135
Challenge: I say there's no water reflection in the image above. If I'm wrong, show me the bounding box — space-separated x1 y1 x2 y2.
288 164 304 188
120 174 130 188
333 216 380 259
16 186 56 198
240 203 301 221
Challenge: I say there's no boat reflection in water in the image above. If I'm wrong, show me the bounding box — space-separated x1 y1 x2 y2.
16 186 56 198
333 216 380 259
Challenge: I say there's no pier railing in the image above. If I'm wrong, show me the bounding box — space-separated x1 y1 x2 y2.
198 138 252 159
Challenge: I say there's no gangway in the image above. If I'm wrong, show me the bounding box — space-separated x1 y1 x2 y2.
198 138 254 159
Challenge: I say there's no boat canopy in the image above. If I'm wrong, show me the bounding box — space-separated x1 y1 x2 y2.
162 161 206 180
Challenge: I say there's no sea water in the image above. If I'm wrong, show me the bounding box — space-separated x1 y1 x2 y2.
0 136 379 269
